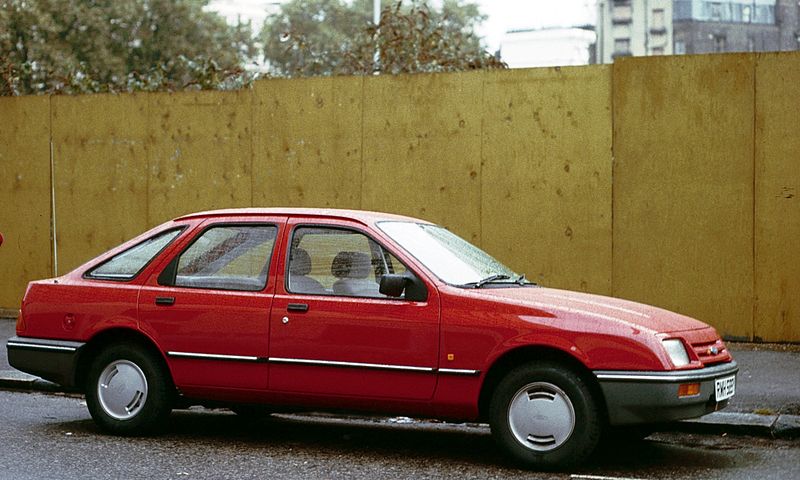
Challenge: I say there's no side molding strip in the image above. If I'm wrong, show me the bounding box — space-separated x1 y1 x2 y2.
438 368 481 376
165 352 481 375
269 357 434 372
167 351 260 362
7 341 81 352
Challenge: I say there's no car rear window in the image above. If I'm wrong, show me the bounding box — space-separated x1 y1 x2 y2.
86 228 183 281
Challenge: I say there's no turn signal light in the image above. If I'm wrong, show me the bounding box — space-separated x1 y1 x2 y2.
678 383 701 397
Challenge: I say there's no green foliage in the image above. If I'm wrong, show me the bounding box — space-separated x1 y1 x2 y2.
1 0 505 95
261 0 505 77
0 0 256 95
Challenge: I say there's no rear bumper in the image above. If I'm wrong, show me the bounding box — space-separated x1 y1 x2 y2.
6 336 86 389
595 361 739 426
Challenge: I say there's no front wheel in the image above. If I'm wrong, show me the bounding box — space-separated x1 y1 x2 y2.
85 344 173 435
489 362 601 469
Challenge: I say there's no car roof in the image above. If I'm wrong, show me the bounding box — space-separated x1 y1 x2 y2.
174 208 430 225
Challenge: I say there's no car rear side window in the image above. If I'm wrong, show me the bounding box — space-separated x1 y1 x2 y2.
169 225 278 291
86 229 183 281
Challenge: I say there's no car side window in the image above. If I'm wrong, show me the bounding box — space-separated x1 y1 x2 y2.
170 225 277 291
86 228 183 281
287 227 407 298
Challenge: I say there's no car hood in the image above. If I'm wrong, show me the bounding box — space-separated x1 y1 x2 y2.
474 286 709 335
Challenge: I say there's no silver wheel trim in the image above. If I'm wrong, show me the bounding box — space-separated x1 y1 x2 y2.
507 381 576 452
97 360 148 420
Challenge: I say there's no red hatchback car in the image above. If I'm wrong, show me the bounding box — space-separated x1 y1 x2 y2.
7 208 737 468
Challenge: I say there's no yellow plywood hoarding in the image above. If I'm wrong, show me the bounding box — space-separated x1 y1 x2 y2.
252 76 363 209
147 90 254 224
362 71 483 244
51 94 150 273
481 66 613 293
612 54 755 339
754 52 800 342
0 96 53 308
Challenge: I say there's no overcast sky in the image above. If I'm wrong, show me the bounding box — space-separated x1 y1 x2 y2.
207 0 598 51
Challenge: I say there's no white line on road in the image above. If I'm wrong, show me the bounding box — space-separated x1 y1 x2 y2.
571 475 649 480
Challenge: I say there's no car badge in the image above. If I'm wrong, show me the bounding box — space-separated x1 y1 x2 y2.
708 346 719 355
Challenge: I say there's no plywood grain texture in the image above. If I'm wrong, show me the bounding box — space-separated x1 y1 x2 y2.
252 76 363 208
147 90 253 225
612 54 755 339
481 66 613 294
51 94 149 273
2 53 799 343
0 96 52 308
361 71 483 244
754 52 800 342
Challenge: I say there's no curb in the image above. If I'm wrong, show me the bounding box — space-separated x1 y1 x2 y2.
675 411 800 439
1 369 797 439
0 370 62 393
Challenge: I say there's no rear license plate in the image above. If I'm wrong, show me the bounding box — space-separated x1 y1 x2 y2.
715 375 736 401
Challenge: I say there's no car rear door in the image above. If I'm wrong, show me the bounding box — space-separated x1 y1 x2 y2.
267 217 440 400
138 216 286 397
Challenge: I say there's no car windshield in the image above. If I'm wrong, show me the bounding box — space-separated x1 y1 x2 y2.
378 221 527 287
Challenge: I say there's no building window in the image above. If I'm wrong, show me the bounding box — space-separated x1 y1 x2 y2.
742 5 752 23
652 47 665 55
652 9 665 30
614 38 631 54
675 40 686 54
673 0 775 25
709 2 723 21
713 34 727 52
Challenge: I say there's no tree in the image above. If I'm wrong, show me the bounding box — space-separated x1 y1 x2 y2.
260 0 505 77
0 0 256 95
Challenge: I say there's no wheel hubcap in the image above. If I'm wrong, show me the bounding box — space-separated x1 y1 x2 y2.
508 381 575 451
97 360 148 420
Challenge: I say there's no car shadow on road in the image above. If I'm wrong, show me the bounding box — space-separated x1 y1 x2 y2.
50 409 747 475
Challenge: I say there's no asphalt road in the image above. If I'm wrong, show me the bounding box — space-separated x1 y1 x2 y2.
0 390 798 480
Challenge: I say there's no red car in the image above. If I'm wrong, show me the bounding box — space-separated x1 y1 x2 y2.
7 208 737 468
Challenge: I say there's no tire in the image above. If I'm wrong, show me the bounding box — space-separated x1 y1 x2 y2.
85 343 173 435
489 362 601 469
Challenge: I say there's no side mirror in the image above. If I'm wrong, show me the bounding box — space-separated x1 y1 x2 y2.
379 274 407 297
379 273 428 302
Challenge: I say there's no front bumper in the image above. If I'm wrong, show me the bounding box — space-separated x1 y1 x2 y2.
595 361 739 426
6 336 86 389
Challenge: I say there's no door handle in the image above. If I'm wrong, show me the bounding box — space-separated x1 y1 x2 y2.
155 296 175 306
287 303 309 312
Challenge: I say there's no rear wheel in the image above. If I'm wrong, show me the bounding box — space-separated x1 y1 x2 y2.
85 344 173 435
489 362 601 469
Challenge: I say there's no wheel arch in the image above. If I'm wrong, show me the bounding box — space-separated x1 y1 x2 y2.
75 327 173 391
477 345 608 423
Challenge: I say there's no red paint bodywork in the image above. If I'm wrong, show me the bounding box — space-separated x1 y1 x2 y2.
16 208 733 421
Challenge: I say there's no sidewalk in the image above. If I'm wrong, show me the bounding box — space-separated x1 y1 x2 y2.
1 317 798 438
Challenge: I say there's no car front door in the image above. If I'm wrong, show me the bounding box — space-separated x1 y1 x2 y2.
138 217 286 398
268 217 440 400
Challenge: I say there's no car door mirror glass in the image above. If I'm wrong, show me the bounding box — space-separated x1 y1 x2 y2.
379 274 407 297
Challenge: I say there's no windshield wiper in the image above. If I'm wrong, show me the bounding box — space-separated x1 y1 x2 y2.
473 274 510 288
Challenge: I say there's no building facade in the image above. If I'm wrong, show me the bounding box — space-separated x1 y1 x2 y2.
499 27 597 68
597 0 800 62
596 0 674 62
673 0 800 54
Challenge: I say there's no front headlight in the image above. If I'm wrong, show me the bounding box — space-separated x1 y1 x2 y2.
662 339 690 367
